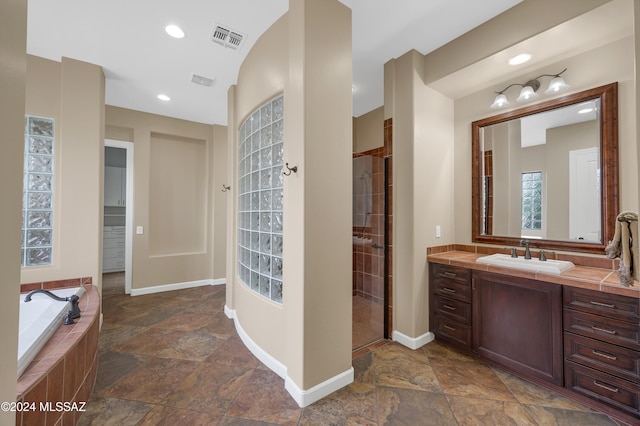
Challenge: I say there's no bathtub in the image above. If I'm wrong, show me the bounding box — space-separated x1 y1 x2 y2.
18 287 85 378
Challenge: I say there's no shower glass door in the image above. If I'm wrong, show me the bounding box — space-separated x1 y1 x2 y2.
352 154 386 350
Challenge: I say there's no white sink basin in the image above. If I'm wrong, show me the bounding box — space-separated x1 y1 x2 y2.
476 253 574 275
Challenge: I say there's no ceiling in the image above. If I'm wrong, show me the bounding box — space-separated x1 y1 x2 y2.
430 0 633 99
26 0 522 125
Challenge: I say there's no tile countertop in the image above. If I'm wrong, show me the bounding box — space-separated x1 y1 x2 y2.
427 247 640 299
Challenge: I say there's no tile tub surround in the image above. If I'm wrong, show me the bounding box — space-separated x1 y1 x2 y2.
15 281 99 426
427 245 639 298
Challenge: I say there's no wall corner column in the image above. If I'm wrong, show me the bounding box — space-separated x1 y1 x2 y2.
0 0 27 422
284 0 353 406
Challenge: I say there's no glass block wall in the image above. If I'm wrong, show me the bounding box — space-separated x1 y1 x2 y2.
238 95 284 303
22 116 55 266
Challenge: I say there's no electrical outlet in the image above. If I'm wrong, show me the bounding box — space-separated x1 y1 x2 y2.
436 225 441 238
136 226 144 235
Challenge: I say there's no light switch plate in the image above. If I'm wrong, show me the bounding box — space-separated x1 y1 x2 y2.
136 226 143 235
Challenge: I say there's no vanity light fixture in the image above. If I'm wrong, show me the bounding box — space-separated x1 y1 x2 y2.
490 68 569 109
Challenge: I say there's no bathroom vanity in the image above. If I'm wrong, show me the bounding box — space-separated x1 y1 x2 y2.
428 250 640 423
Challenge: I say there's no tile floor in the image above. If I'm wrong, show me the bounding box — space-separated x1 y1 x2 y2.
352 295 384 351
79 283 626 425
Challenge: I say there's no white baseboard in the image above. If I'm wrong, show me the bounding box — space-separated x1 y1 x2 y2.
225 305 287 379
285 367 354 408
225 304 354 407
212 278 226 286
130 279 214 296
392 330 434 350
224 304 235 320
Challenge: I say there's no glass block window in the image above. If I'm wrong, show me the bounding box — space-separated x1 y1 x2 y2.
521 171 542 230
238 95 284 303
22 116 55 266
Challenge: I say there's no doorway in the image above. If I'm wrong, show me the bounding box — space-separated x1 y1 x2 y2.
103 139 134 294
352 153 387 351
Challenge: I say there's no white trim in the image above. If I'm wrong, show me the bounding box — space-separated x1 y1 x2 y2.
392 330 434 350
225 303 354 407
224 305 287 378
130 279 214 296
224 304 235 320
212 278 226 286
285 368 354 408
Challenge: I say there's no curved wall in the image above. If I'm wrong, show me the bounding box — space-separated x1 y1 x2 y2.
227 0 353 406
228 13 289 366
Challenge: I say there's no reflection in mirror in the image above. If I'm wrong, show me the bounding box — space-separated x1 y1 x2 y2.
472 83 618 254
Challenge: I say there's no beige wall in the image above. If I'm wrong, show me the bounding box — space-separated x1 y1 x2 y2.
353 106 383 152
545 121 599 240
23 56 105 290
149 133 207 256
454 36 637 247
382 0 636 343
226 13 289 365
105 106 225 288
0 0 26 421
422 0 611 84
385 50 455 340
227 0 352 397
212 125 228 280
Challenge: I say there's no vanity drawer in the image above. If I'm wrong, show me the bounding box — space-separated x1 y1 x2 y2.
564 310 640 351
433 295 471 324
565 361 640 417
432 280 471 303
431 264 471 285
433 316 471 349
564 286 640 323
565 332 640 382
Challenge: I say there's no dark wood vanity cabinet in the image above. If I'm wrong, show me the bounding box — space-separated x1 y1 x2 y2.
563 286 640 417
429 263 472 350
472 270 564 386
429 262 640 421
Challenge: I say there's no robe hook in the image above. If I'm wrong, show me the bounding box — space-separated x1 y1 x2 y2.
283 163 298 176
221 184 231 192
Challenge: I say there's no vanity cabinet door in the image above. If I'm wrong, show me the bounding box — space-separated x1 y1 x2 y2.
472 270 564 386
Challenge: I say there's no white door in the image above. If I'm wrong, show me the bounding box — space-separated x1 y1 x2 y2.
569 148 599 242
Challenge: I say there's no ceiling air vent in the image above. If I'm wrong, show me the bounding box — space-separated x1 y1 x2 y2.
191 73 215 87
211 24 245 50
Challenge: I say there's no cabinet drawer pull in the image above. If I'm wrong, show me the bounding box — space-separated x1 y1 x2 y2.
590 301 616 309
443 325 457 331
593 380 619 393
442 287 456 293
443 272 457 278
591 326 617 335
442 304 456 311
592 350 617 361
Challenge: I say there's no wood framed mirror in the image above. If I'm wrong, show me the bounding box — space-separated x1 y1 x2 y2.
472 82 618 254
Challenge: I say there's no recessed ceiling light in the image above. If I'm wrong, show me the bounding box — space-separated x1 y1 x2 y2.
578 108 594 114
157 94 171 101
165 24 185 39
508 53 531 66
